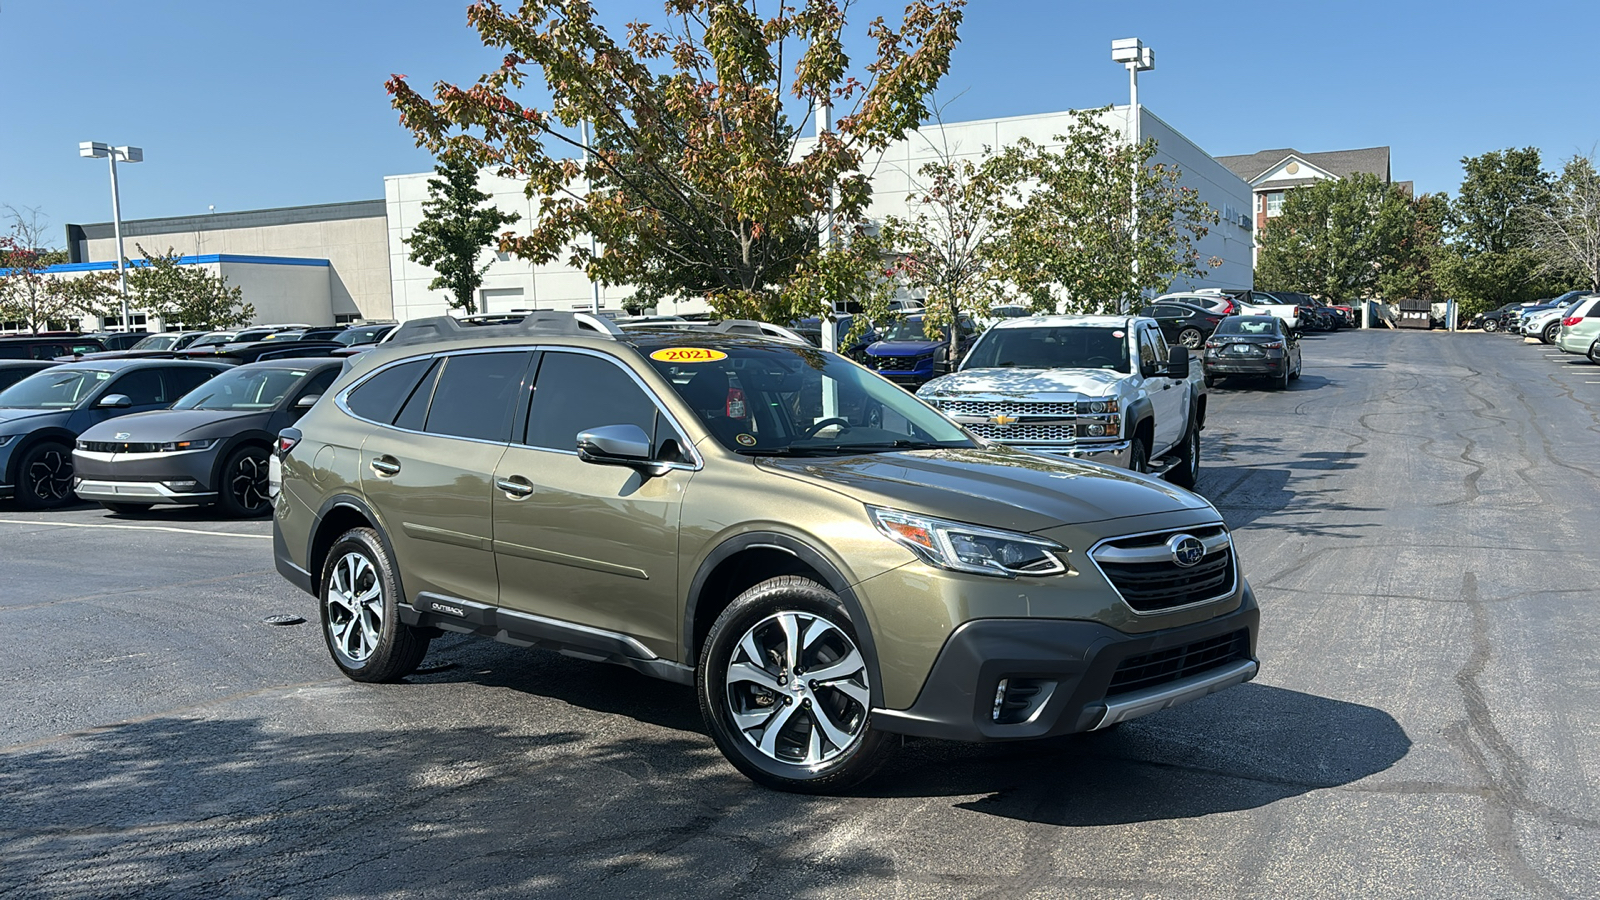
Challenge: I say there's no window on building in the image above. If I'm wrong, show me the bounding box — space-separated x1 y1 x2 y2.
99 313 149 330
1266 192 1285 217
479 287 525 314
334 313 362 324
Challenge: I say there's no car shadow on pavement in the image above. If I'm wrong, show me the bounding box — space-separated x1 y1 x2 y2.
1201 460 1380 537
865 684 1409 826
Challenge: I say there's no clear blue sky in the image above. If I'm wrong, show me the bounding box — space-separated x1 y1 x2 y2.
3 0 1595 244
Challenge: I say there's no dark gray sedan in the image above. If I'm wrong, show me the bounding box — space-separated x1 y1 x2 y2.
73 359 342 516
1201 315 1303 390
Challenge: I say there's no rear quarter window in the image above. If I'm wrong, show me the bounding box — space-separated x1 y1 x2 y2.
345 358 434 425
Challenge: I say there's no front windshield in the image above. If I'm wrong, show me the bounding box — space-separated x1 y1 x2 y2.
647 345 972 456
880 318 929 341
0 368 111 409
190 334 232 348
1216 318 1279 336
130 334 180 351
961 327 1130 373
173 367 309 411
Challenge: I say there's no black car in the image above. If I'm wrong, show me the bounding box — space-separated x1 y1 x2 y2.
332 324 396 346
0 361 59 392
179 340 348 365
0 359 230 508
1138 301 1225 349
80 332 150 351
1202 315 1302 389
0 334 107 360
73 359 343 517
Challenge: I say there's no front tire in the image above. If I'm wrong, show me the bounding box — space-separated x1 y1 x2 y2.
1168 421 1200 490
1588 338 1600 364
1129 434 1151 474
1544 323 1560 344
15 441 75 509
698 576 896 793
217 445 272 517
1483 318 1499 333
319 528 430 683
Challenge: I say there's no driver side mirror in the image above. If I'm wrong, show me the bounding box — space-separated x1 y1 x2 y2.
577 424 670 477
294 394 321 410
1164 346 1191 379
97 394 133 409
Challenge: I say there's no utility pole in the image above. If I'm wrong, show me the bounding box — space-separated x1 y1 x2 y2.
79 142 144 331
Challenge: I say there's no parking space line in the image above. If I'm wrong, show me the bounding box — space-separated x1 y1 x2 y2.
0 519 271 540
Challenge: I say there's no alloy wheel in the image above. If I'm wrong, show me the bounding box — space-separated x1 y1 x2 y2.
724 610 870 767
230 452 271 513
1178 328 1203 349
326 551 384 663
27 447 73 503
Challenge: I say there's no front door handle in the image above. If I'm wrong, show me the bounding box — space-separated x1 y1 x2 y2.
370 456 401 476
496 475 535 499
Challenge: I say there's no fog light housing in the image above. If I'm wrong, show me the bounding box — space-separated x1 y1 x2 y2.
1086 424 1106 437
162 479 201 492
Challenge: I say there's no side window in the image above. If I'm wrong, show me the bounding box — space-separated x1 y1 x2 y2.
107 369 167 405
345 358 433 425
1137 330 1158 372
525 352 660 453
392 359 442 432
296 367 340 400
167 367 219 399
1148 328 1170 364
32 344 65 360
423 352 531 442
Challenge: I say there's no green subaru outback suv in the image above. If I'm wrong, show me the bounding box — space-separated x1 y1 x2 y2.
271 313 1259 792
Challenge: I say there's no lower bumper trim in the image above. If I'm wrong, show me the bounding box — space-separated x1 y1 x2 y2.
74 479 216 504
1089 658 1258 730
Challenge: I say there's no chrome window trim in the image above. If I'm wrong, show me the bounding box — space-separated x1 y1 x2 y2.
1085 523 1237 617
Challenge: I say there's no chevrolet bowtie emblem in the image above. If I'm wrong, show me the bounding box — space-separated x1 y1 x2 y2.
990 414 1018 426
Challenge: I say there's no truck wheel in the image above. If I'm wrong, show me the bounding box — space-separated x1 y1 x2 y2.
1168 423 1200 489
1129 435 1150 474
699 576 896 793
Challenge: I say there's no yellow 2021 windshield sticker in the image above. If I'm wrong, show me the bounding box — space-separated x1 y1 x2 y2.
650 347 728 363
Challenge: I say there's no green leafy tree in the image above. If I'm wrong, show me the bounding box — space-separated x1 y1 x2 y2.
127 246 255 330
386 0 965 322
0 206 115 333
1436 147 1564 314
1377 192 1448 302
1256 173 1414 301
984 111 1219 315
405 153 522 315
1523 154 1600 292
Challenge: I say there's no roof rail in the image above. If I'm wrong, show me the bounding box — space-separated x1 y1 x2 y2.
703 319 808 344
386 311 623 347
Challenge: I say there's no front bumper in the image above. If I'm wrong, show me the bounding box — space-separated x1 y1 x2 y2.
870 583 1259 742
71 447 219 505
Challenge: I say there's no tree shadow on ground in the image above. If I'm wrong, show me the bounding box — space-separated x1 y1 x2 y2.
865 684 1408 826
1200 448 1380 537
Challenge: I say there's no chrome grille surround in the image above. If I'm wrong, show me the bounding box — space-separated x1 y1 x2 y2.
1087 524 1238 615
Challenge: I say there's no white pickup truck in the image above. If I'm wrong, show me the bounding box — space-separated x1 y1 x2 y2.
915 315 1208 489
1231 289 1301 332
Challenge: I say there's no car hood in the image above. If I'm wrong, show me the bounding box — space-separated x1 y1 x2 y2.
918 367 1127 400
77 408 270 442
865 340 941 357
0 407 72 432
756 445 1210 533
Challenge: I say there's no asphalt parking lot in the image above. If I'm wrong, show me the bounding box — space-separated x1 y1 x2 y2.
2 329 1598 899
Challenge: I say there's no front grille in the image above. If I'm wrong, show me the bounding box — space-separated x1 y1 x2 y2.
1107 629 1250 696
937 399 1081 417
79 441 163 453
871 354 927 371
965 423 1078 443
1092 527 1236 612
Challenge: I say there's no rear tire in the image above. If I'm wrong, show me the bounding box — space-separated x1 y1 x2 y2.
1588 339 1600 364
1177 327 1203 349
699 576 896 793
1483 318 1499 333
100 502 153 515
1168 420 1200 490
1203 374 1220 388
319 527 430 683
15 441 75 510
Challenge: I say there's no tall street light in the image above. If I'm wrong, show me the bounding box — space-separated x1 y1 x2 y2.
1111 39 1154 312
78 141 144 332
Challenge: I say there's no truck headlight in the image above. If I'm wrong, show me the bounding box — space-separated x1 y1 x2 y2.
869 507 1067 578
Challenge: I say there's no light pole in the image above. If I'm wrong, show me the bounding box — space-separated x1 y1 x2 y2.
78 142 144 332
1110 39 1153 312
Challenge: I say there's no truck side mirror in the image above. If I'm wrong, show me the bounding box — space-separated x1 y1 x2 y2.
1165 347 1190 379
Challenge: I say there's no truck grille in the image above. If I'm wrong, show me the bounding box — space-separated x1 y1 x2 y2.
1107 630 1251 696
871 354 927 371
1091 526 1236 612
936 399 1081 417
964 423 1078 443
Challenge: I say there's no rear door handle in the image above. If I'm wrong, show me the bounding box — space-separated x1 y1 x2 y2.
370 456 401 476
496 476 535 498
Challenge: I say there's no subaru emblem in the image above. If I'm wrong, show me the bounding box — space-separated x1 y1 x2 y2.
1168 534 1206 568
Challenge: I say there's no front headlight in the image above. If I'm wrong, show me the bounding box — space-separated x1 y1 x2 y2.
869 506 1068 578
159 438 219 452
